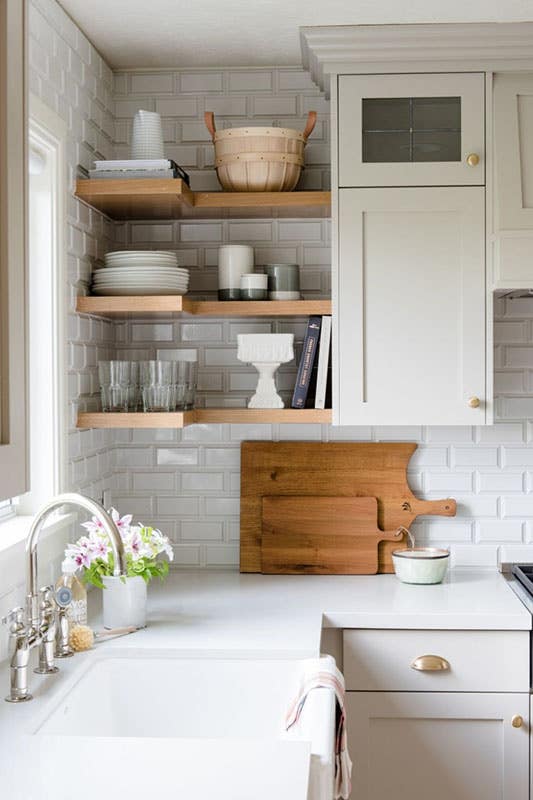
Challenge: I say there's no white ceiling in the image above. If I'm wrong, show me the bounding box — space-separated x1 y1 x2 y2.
59 0 533 69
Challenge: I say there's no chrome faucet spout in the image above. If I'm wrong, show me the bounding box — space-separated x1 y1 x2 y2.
25 493 127 629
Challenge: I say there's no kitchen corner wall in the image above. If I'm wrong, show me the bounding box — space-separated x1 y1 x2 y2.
27 2 533 571
29 0 117 501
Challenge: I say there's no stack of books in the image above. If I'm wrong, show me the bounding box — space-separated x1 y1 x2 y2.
89 159 190 185
291 315 332 410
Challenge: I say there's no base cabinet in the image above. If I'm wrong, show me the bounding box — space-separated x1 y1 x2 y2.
346 691 529 800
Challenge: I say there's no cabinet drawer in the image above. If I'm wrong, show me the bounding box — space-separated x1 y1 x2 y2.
343 630 529 692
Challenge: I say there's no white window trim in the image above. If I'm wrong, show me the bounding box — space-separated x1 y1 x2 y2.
15 95 68 515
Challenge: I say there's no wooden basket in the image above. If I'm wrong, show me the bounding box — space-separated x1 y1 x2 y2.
204 111 317 192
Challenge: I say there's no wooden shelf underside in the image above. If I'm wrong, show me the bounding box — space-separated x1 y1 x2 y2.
77 409 332 429
75 179 331 220
76 296 332 317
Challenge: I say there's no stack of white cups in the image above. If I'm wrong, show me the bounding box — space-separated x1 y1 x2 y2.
131 110 164 160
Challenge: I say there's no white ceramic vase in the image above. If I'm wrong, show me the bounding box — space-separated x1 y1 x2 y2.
102 575 147 629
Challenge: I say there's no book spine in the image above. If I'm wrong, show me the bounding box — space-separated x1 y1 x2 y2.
291 316 322 409
314 316 332 409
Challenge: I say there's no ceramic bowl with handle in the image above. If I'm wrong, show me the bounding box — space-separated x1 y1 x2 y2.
392 547 450 584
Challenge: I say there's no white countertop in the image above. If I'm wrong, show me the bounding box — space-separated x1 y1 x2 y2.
120 568 531 658
0 568 530 799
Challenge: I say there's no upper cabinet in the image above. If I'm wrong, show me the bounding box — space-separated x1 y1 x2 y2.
493 73 533 288
335 71 489 426
339 73 485 187
338 185 486 425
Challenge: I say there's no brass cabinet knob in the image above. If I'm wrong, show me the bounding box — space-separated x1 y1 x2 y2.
512 715 524 729
466 153 480 166
410 654 451 672
468 396 481 408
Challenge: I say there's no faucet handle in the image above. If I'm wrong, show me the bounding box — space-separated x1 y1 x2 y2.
2 607 26 633
39 586 55 609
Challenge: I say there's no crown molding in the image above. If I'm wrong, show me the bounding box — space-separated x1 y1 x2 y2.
300 23 533 93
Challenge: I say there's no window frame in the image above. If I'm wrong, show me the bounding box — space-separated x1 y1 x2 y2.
0 0 28 502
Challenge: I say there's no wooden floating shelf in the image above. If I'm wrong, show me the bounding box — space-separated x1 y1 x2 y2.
75 178 331 220
76 296 332 318
77 408 332 429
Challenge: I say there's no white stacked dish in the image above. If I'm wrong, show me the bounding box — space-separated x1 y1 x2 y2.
92 251 189 296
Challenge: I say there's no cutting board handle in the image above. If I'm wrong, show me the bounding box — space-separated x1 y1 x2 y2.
408 498 456 517
381 528 406 543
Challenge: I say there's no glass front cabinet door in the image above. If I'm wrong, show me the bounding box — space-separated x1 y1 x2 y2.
338 73 485 187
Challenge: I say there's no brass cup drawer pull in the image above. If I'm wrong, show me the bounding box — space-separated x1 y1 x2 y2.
410 654 451 672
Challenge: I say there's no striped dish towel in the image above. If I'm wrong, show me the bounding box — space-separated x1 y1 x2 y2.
286 655 353 799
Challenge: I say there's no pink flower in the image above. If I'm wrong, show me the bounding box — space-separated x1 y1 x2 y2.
91 538 110 559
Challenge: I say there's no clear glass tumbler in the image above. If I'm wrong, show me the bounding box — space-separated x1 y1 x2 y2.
98 360 131 412
128 361 140 412
174 360 198 410
141 360 173 412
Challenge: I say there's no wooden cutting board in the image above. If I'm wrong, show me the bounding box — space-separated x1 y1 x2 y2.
261 496 404 574
240 442 456 573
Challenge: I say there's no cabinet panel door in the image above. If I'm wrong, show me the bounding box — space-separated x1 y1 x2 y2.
336 187 486 425
493 73 533 288
346 692 529 800
339 73 485 187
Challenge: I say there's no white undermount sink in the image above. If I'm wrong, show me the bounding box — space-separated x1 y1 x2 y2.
31 650 336 800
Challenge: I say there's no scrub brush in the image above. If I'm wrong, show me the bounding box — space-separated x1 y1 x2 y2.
68 624 138 652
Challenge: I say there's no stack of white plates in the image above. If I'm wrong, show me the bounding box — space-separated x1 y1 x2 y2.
92 251 189 296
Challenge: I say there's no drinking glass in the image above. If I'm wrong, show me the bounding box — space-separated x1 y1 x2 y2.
141 360 173 412
98 361 131 412
174 360 198 410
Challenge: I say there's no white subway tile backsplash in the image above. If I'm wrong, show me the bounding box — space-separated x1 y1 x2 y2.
252 96 297 116
476 520 523 542
451 545 499 567
477 423 525 442
182 472 224 492
502 496 533 517
206 96 247 116
157 449 199 466
204 448 241 468
478 472 525 492
205 544 239 566
229 71 272 92
424 521 473 542
181 521 223 541
132 472 176 492
426 473 473 492
157 496 199 516
205 497 240 516
130 72 174 94
181 72 223 93
427 427 474 443
155 97 198 117
452 447 499 467
504 448 533 466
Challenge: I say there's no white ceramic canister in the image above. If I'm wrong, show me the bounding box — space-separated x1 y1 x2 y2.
102 575 147 629
218 245 254 300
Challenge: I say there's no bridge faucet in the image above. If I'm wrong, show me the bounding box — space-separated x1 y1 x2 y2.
3 493 127 703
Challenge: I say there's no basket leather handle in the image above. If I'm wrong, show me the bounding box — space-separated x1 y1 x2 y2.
302 111 317 140
204 111 217 141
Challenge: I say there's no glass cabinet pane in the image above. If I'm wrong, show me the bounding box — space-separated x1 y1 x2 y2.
362 96 461 163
